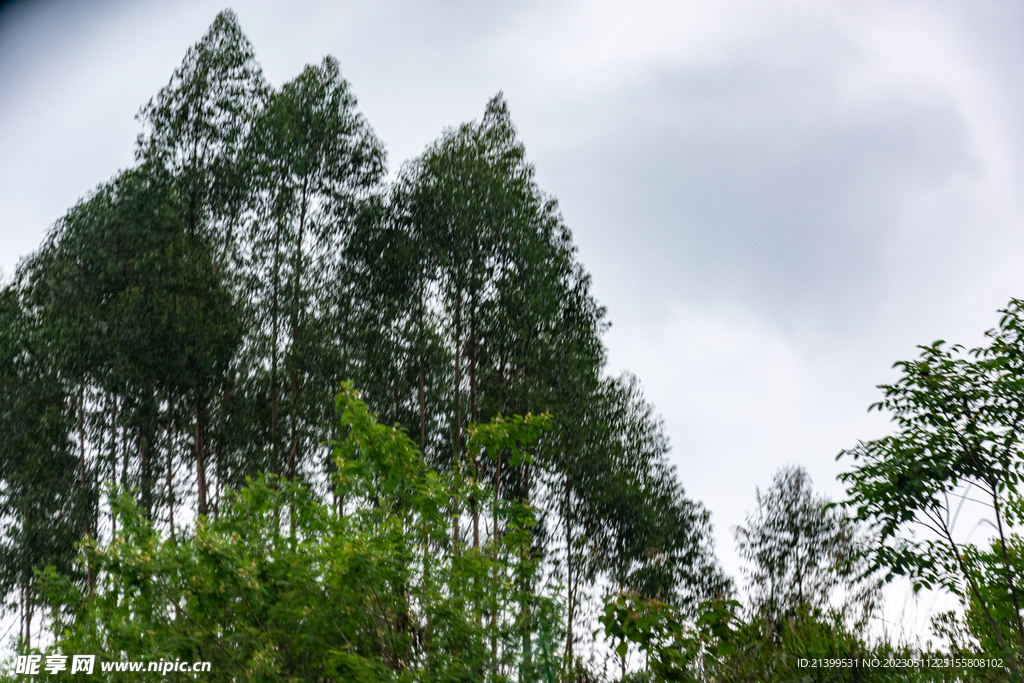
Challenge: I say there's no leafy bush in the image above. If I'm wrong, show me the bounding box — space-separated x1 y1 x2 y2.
24 385 557 681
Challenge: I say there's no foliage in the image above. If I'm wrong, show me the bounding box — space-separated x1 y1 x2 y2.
0 284 86 649
600 594 1010 683
599 592 739 682
734 466 880 628
839 299 1024 672
710 605 982 683
31 386 557 681
963 535 1024 660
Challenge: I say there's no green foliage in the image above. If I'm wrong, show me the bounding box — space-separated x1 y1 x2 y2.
963 535 1024 659
600 594 1010 683
34 386 558 681
839 299 1024 672
584 376 729 613
600 593 739 681
712 606 961 683
735 466 880 628
0 284 86 649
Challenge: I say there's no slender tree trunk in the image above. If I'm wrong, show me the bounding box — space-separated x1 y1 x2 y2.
473 465 480 553
110 397 119 536
491 448 503 672
521 459 533 677
393 376 401 428
493 451 503 548
214 447 221 519
77 379 86 487
77 379 95 593
140 434 150 520
167 403 176 543
140 387 153 522
565 473 574 669
498 346 506 415
271 220 282 478
23 582 30 652
120 424 129 493
419 365 426 449
288 373 299 481
452 283 463 549
286 178 309 536
195 400 208 518
418 266 427 450
422 522 433 652
469 305 477 424
454 286 463 458
288 374 298 537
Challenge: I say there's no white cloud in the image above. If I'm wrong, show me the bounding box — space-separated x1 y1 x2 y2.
602 301 892 577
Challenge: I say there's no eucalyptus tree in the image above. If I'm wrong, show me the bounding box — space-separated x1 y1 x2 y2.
136 9 266 251
134 9 266 516
593 375 728 610
403 94 601 512
398 96 729 677
546 373 729 669
245 55 385 487
0 14 733 675
0 283 86 649
735 466 878 630
16 160 240 534
390 96 604 675
343 185 449 452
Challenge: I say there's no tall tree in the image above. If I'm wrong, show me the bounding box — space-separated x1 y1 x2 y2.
0 284 87 649
735 466 878 628
244 55 385 488
399 97 727 675
1 16 729 678
135 9 266 516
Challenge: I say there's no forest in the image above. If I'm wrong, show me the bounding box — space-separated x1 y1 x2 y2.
0 10 1021 682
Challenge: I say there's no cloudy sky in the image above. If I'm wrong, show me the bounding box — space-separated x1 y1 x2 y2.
3 0 1024 636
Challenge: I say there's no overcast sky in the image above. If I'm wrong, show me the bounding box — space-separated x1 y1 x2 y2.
3 0 1024 637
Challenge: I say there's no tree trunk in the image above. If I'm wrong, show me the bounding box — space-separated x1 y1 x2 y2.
77 380 95 593
565 473 574 669
521 459 533 677
287 177 308 536
271 219 282 478
491 448 503 672
418 266 427 450
167 402 176 543
452 283 463 549
195 400 208 518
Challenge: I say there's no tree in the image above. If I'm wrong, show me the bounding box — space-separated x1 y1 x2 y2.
551 374 729 674
0 284 87 650
135 9 266 518
839 298 1024 673
244 54 385 486
399 100 728 675
734 466 878 629
136 8 265 250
